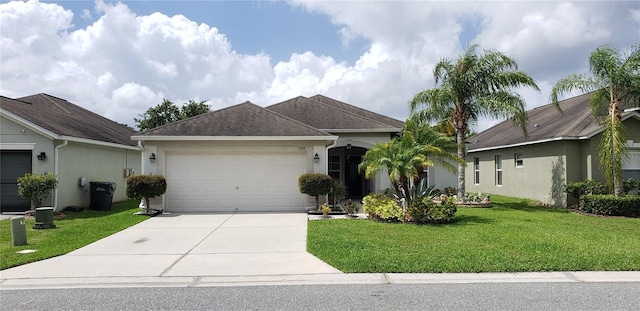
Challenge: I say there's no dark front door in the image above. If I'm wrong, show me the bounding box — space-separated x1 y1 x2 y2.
1 150 32 212
345 155 363 198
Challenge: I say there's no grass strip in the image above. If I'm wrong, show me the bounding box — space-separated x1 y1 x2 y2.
0 200 147 270
308 195 640 273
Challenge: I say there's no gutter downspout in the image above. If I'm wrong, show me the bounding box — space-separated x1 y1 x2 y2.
324 140 337 204
54 140 68 211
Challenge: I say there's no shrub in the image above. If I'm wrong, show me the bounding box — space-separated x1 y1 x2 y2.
443 186 457 196
328 179 346 206
579 195 640 217
407 197 457 224
623 178 640 195
17 172 58 209
298 173 332 209
343 199 358 215
362 193 402 221
126 174 167 213
565 179 608 200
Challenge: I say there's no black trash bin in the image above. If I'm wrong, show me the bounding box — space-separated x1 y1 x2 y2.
90 182 116 211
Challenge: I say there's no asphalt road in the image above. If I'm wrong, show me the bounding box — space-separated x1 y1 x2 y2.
2 282 640 310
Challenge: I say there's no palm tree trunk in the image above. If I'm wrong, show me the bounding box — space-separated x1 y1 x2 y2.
611 98 624 197
456 126 466 200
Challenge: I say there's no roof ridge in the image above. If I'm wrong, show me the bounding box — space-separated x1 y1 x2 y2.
310 94 404 127
307 97 396 128
38 93 71 114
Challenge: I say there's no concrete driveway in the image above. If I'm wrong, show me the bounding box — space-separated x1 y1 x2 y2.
0 213 342 287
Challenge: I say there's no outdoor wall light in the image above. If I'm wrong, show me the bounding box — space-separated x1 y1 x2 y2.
313 153 320 163
346 143 352 150
149 153 156 163
36 152 47 160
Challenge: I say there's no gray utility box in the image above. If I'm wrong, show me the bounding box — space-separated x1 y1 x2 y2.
90 182 116 211
11 216 27 246
33 207 56 229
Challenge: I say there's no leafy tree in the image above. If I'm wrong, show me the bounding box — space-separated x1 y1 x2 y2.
135 99 210 130
359 118 463 204
551 43 640 196
410 45 539 199
182 99 210 119
17 172 58 210
298 173 332 209
126 174 167 214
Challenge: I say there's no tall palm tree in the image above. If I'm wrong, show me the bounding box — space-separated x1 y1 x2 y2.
359 119 463 204
551 43 640 196
410 45 539 199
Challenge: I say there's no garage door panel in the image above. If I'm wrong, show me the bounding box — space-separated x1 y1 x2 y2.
165 151 308 212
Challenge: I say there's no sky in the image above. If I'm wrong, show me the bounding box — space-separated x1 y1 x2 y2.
1 0 639 131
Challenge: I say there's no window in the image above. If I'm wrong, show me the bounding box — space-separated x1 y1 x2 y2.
514 153 523 168
473 157 480 184
328 155 341 180
495 155 503 186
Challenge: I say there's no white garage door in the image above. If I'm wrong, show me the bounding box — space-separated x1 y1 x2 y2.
165 151 308 212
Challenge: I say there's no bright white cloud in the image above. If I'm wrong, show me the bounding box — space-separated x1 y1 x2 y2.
1 0 637 131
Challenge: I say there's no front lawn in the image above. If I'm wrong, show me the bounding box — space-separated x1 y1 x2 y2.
307 195 640 273
0 200 147 270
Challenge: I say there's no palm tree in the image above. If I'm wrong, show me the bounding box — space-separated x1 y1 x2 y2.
358 119 463 204
410 45 539 199
551 43 640 196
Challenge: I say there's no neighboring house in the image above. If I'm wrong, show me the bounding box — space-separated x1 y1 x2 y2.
465 93 640 207
133 95 452 213
1 94 141 213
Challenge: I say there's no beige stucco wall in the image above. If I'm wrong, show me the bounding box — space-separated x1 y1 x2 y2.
57 141 141 211
466 141 577 207
139 140 332 210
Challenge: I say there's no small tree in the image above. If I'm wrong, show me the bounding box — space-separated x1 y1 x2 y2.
328 179 346 207
298 173 332 209
17 172 58 210
126 174 167 214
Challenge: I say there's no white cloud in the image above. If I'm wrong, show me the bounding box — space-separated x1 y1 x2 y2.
1 0 637 132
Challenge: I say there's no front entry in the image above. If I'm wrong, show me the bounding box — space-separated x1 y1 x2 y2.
328 146 369 199
1 150 32 212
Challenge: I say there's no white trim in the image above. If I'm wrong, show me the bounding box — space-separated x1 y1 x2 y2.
132 135 339 142
1 109 58 139
60 136 141 151
54 140 68 210
0 143 36 150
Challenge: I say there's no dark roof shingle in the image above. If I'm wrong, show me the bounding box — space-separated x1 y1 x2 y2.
467 92 611 152
309 94 405 128
267 96 402 131
1 94 137 146
136 101 332 137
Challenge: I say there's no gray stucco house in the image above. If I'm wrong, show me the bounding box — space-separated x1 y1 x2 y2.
0 94 141 212
133 95 457 213
465 92 640 207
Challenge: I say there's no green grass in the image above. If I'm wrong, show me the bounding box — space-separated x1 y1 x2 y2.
0 200 148 270
307 195 640 273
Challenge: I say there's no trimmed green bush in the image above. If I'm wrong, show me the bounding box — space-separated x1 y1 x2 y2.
565 179 608 200
407 197 457 224
623 178 640 195
362 193 402 221
579 195 640 217
126 174 167 213
298 173 332 209
17 172 58 209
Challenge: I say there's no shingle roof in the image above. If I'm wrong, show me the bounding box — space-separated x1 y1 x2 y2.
467 92 623 152
1 94 137 146
266 96 402 131
135 101 333 137
309 94 405 128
